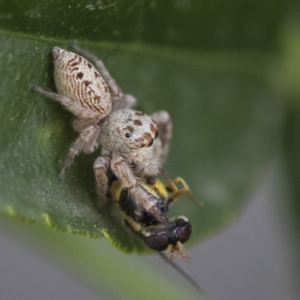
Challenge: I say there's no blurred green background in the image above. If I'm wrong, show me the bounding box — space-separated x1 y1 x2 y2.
0 0 299 299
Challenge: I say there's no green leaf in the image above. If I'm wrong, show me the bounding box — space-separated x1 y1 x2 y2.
0 30 284 252
0 0 287 48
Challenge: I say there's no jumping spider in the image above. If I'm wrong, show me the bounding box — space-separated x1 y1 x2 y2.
32 44 172 220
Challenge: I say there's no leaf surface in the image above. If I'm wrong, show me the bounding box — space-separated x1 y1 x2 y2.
0 32 283 251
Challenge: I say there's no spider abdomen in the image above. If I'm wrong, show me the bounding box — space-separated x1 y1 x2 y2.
53 47 112 117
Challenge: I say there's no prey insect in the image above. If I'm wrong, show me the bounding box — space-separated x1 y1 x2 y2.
110 174 205 292
110 174 194 258
32 44 172 215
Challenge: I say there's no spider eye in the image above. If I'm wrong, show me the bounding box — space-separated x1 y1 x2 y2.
125 133 131 138
144 234 169 251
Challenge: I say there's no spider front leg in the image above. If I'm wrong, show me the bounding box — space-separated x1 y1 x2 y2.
58 124 100 180
31 86 100 121
72 118 100 132
116 94 137 109
151 110 172 165
93 149 111 206
70 43 136 110
111 154 167 224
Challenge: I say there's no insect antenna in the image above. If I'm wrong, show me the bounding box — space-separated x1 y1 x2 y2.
157 252 205 294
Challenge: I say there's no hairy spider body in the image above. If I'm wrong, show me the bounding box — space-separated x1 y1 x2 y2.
32 45 173 214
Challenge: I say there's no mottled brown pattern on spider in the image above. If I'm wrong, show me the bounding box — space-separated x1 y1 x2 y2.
76 72 84 79
54 48 112 117
134 119 143 126
135 111 144 116
94 72 101 78
116 127 122 135
83 80 91 86
123 125 134 132
143 132 152 142
150 123 157 135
